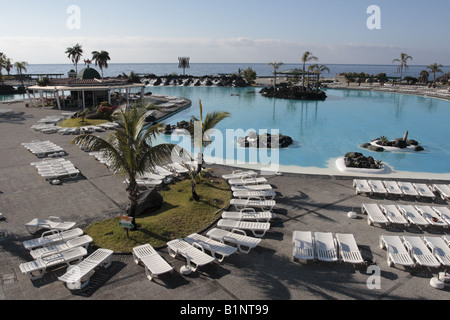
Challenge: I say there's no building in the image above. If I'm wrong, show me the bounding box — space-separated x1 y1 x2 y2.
27 66 145 110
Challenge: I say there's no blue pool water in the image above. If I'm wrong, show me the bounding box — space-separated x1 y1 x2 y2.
147 86 450 175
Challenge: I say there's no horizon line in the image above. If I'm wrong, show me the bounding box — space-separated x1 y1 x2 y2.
24 62 450 67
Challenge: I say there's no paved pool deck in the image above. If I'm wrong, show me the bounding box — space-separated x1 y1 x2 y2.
0 101 449 304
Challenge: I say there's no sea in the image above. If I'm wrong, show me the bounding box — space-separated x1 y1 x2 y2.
17 63 450 80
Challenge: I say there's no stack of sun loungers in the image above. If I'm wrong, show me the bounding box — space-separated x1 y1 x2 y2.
292 231 364 265
362 203 450 228
380 235 450 268
20 223 114 290
212 170 278 240
22 141 66 158
89 151 174 188
31 123 61 134
353 179 437 200
31 158 81 181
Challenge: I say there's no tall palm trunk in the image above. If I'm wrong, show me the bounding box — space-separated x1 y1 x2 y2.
126 178 139 231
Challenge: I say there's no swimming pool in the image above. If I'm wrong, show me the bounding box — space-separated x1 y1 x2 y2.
148 86 450 178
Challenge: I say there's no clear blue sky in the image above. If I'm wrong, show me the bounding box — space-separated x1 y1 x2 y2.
1 0 449 65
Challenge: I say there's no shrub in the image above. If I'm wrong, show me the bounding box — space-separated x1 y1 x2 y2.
96 101 119 119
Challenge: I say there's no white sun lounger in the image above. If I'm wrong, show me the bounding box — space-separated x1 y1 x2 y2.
423 236 450 267
228 177 268 186
166 163 189 174
397 181 419 197
383 181 403 196
361 203 389 226
229 198 276 211
368 180 388 195
231 184 273 192
292 231 315 261
353 179 372 195
23 228 84 250
222 170 258 180
402 236 441 268
58 248 113 290
379 235 415 268
413 183 436 200
432 207 450 225
335 233 364 265
154 165 173 177
314 232 338 262
432 184 450 200
379 204 408 226
184 233 238 262
124 179 162 190
443 235 450 246
415 205 448 227
167 239 216 272
397 204 429 227
217 219 270 238
222 208 276 222
25 216 76 235
19 247 88 280
30 235 93 259
206 228 261 254
139 172 165 181
132 244 174 281
233 189 276 200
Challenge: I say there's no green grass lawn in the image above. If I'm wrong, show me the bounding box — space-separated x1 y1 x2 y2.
84 177 231 253
59 117 109 128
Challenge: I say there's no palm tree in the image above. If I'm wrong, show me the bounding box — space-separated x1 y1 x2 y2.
427 63 443 84
392 52 413 83
309 64 330 90
0 53 7 84
187 100 230 201
14 61 28 88
301 51 318 89
65 43 83 74
91 50 111 80
268 62 284 88
71 103 174 230
4 58 13 75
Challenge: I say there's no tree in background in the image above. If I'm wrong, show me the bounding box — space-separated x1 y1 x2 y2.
65 43 83 74
309 64 330 90
268 62 284 88
92 50 111 80
301 51 318 89
243 67 257 85
14 61 28 88
178 57 190 76
392 52 413 82
427 63 443 84
418 70 429 84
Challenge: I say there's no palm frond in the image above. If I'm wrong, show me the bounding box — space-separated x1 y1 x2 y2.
203 111 231 132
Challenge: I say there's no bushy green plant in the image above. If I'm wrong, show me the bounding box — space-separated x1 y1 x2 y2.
243 67 257 84
96 101 118 119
